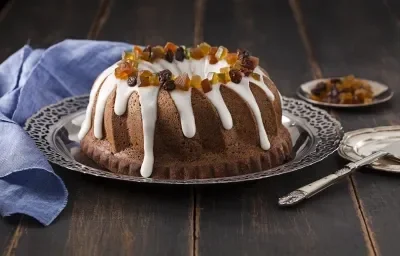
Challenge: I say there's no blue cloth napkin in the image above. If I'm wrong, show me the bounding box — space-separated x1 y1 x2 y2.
0 39 131 225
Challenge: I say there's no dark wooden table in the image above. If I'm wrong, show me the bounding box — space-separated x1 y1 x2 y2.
1 0 400 255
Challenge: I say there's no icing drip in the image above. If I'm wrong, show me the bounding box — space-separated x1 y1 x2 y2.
205 84 233 130
251 67 275 101
78 56 279 178
175 59 192 77
137 85 160 178
169 89 196 138
78 64 117 140
114 80 136 116
93 74 117 139
227 78 271 150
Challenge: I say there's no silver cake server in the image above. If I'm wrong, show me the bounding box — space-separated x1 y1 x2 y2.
278 140 400 206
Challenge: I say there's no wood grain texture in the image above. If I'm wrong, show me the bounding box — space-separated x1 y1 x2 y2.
198 0 370 255
96 0 195 46
0 0 101 62
298 0 400 255
10 167 192 256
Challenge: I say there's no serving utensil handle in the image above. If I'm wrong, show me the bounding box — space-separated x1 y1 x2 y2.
278 150 387 206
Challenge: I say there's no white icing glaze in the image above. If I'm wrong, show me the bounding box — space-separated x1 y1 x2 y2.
78 54 279 178
93 74 117 139
169 89 196 138
137 85 160 178
114 80 135 116
227 78 271 150
251 66 275 101
78 63 117 140
205 84 233 130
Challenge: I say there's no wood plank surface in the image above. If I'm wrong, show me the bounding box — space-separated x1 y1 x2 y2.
97 0 195 46
0 0 100 254
197 0 371 255
0 0 194 255
0 0 100 62
298 0 400 255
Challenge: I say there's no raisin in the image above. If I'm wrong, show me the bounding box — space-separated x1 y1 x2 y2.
143 45 152 59
237 48 251 59
127 76 137 87
163 80 176 91
158 69 172 83
175 47 185 61
311 82 326 96
165 49 174 63
229 69 243 83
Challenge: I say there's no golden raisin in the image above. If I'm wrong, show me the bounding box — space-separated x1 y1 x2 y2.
190 47 205 60
198 42 211 55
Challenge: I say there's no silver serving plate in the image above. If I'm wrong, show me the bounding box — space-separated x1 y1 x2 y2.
338 126 400 173
297 77 393 108
24 95 343 184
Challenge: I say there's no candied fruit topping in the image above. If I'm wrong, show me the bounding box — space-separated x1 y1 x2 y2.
190 47 205 60
140 52 151 61
143 45 152 57
165 49 174 63
163 80 176 91
133 46 143 58
175 47 185 61
226 53 238 66
174 73 190 91
151 46 165 61
115 61 134 79
229 69 243 84
218 72 231 84
201 79 212 93
149 74 160 86
220 67 230 73
122 51 135 62
249 56 259 67
190 75 202 89
209 47 218 56
199 42 211 55
211 72 219 85
138 70 152 87
209 55 218 64
310 75 374 104
215 46 228 60
250 73 261 81
127 76 137 87
164 42 178 53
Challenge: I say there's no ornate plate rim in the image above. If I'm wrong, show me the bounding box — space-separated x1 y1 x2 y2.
24 95 343 184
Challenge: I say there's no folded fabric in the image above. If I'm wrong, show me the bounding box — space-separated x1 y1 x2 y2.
0 39 131 225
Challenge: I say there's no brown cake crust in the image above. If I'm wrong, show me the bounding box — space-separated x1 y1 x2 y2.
80 72 293 180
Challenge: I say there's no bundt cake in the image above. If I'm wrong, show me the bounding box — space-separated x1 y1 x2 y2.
78 42 292 179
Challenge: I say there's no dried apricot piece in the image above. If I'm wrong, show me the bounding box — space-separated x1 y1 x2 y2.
209 55 218 64
225 53 238 66
209 47 218 56
198 42 211 55
218 72 231 84
115 61 134 79
151 46 165 61
190 75 202 88
138 70 152 87
190 47 205 60
164 42 178 53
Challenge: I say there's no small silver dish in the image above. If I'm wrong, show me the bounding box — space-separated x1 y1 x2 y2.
338 126 400 173
297 77 394 108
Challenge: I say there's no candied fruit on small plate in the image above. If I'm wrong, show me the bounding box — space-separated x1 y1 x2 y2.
297 76 393 108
